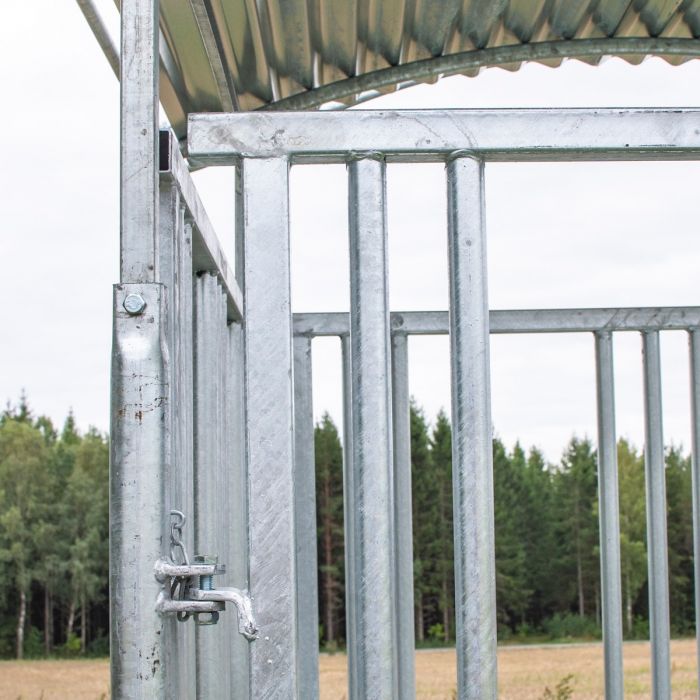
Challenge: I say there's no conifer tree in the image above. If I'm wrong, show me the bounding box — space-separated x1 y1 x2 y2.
409 402 434 641
314 414 345 645
430 410 454 641
554 438 600 618
617 439 647 634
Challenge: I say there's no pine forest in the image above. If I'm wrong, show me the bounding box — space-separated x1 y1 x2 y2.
0 396 696 658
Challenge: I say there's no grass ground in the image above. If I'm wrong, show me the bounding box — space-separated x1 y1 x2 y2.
0 639 695 699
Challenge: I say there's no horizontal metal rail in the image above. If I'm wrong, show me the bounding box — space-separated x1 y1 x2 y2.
293 307 700 337
188 109 700 164
160 130 243 321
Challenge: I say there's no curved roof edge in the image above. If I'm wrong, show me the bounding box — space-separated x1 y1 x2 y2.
261 38 700 112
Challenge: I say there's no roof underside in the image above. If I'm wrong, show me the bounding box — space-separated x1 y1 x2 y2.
154 0 700 137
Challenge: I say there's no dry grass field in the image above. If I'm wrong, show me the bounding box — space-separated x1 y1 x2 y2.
0 639 696 699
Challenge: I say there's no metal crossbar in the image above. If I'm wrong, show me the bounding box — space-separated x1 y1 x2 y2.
188 109 700 164
294 307 700 336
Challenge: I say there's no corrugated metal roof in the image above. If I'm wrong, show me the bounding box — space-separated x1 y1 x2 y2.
151 0 700 136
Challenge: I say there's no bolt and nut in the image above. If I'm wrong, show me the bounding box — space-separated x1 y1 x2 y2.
123 293 147 315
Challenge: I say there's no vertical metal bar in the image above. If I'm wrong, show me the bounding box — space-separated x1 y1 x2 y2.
228 319 251 698
594 331 624 699
231 168 251 699
446 154 497 700
642 331 672 700
158 179 195 698
347 155 398 698
158 181 180 698
120 0 159 282
688 329 700 693
177 220 196 698
194 274 231 698
110 283 168 697
239 157 298 698
391 332 416 700
113 2 163 693
293 336 320 698
341 333 358 700
217 286 234 687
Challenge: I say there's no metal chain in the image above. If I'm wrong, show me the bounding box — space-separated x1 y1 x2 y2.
169 510 191 622
169 509 190 566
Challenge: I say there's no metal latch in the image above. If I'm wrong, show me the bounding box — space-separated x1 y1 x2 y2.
154 510 257 641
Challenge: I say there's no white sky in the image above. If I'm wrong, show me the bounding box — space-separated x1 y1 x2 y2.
2 2 700 461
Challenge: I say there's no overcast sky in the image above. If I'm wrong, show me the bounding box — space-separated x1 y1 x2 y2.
2 2 700 461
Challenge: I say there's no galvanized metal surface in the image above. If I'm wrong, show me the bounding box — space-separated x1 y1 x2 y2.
82 0 700 137
194 273 233 698
160 130 242 322
227 320 251 700
110 283 168 698
293 336 320 699
158 177 196 699
593 332 624 700
347 156 398 698
294 307 700 337
238 157 299 699
340 334 359 700
447 156 497 699
641 331 672 700
188 109 700 164
119 0 159 283
390 333 417 700
689 330 700 693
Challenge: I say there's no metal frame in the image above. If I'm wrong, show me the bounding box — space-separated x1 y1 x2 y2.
108 1 700 694
293 307 700 699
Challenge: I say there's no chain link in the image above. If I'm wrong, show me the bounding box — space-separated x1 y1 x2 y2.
169 510 192 622
169 509 190 565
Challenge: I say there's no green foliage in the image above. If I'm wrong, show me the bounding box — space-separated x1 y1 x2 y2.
315 414 345 646
86 633 109 658
23 627 44 659
1 392 698 661
543 613 601 641
0 396 109 659
62 633 82 657
427 623 445 642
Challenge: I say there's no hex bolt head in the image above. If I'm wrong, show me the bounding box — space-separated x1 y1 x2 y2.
123 293 147 315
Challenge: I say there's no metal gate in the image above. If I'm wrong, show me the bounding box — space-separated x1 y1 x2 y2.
112 90 700 699
293 306 700 700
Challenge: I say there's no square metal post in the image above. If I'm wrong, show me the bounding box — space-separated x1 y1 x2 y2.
391 332 417 699
110 283 168 698
239 157 299 698
688 329 700 693
293 336 320 698
194 274 233 697
341 333 359 700
112 2 167 696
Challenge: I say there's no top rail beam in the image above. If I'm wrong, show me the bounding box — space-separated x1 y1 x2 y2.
160 131 243 321
188 109 700 165
293 307 700 337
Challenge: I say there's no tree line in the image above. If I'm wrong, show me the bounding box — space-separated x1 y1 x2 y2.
0 397 109 658
315 403 696 647
0 395 695 658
